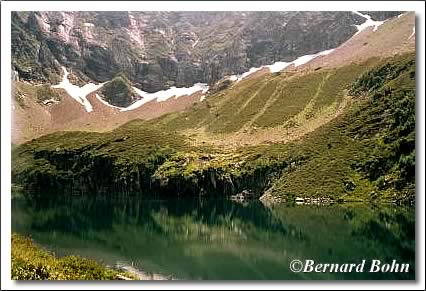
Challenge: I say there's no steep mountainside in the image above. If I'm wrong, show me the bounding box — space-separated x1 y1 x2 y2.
12 51 415 203
11 11 415 203
12 11 400 95
11 12 414 144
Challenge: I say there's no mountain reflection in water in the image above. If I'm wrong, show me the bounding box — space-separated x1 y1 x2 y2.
12 196 415 280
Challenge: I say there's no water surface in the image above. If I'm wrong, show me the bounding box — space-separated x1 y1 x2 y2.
12 197 415 280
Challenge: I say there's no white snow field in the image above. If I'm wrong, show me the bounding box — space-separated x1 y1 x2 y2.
409 26 415 39
265 62 292 73
121 83 209 111
51 66 209 112
52 66 104 112
227 48 335 84
292 49 335 67
352 11 384 35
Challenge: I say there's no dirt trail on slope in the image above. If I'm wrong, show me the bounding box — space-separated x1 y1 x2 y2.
236 81 272 115
241 81 287 129
182 92 352 149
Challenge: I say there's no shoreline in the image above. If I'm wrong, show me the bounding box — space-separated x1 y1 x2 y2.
115 262 174 280
11 233 137 280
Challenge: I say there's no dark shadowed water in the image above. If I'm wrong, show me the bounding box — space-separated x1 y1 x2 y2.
12 196 415 280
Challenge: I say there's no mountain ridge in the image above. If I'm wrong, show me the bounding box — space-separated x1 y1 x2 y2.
12 11 401 94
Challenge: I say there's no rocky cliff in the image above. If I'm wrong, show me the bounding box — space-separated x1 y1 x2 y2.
12 11 401 98
98 73 140 107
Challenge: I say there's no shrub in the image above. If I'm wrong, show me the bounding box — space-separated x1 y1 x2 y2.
11 233 127 280
36 85 61 103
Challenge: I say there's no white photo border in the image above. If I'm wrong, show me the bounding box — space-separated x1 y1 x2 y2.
1 1 425 290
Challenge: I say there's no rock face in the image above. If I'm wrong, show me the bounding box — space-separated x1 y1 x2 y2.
99 73 140 107
12 11 401 95
359 11 402 21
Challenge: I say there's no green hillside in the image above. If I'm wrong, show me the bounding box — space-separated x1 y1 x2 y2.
151 60 376 134
12 52 415 203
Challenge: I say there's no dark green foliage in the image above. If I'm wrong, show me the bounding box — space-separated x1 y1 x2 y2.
35 85 61 104
12 122 193 197
271 53 415 201
99 73 139 107
348 53 415 196
349 54 415 97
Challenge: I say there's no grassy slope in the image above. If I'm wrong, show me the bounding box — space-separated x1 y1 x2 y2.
263 52 415 201
12 52 415 202
11 233 134 280
12 122 196 191
150 61 376 134
14 82 63 105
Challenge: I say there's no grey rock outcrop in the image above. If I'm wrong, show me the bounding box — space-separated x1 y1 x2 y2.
12 11 401 106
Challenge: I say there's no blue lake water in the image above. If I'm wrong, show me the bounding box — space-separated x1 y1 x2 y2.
12 196 415 280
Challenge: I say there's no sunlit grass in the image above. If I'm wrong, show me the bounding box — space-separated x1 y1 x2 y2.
11 233 135 280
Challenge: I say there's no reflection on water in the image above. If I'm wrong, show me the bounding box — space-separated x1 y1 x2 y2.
12 196 415 280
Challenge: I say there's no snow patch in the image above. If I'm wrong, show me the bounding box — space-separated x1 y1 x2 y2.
409 26 415 39
156 29 166 35
293 49 335 67
84 22 95 27
235 67 263 83
200 95 206 102
42 98 60 106
121 83 209 112
192 39 199 48
352 11 384 35
12 70 19 81
50 40 338 113
52 66 209 113
398 12 408 19
52 67 104 112
234 48 335 82
265 62 291 73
